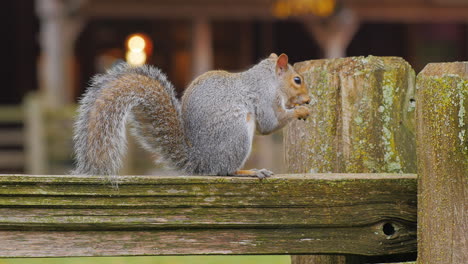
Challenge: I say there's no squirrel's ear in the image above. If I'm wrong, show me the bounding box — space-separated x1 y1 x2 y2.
269 53 278 58
276 53 289 75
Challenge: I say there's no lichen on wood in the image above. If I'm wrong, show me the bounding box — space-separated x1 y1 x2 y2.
287 56 416 174
286 56 417 263
416 62 468 264
0 173 416 257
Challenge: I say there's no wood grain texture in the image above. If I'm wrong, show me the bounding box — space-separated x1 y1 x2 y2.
0 173 416 257
288 56 416 175
416 62 468 263
287 56 417 263
290 255 363 264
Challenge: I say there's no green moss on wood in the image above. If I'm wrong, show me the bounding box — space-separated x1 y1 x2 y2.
0 173 417 257
417 74 468 161
289 56 416 174
416 62 468 263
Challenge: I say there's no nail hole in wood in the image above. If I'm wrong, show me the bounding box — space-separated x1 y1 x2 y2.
409 98 416 108
382 222 396 236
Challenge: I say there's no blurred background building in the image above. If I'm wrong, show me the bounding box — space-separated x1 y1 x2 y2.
1 0 468 175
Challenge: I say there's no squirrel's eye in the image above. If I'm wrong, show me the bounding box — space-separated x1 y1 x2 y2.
294 76 302 85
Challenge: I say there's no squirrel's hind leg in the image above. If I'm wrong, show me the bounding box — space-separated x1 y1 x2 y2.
233 169 274 179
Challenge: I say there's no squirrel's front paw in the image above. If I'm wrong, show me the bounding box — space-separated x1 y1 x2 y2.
294 106 310 120
251 168 274 179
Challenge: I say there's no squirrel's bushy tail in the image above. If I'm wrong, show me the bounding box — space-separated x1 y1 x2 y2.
72 62 189 176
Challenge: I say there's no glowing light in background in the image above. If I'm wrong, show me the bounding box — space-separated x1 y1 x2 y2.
273 0 336 18
128 35 146 52
125 33 152 66
126 50 147 66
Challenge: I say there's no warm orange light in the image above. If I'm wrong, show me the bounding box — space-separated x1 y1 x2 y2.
125 33 153 66
126 50 147 66
273 0 336 18
128 35 146 52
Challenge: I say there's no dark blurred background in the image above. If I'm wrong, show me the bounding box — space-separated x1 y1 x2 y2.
3 0 468 105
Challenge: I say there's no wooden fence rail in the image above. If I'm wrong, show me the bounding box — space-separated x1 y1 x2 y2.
0 173 416 258
1 57 466 263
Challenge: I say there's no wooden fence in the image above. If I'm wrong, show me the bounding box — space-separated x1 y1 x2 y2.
0 174 416 258
0 57 466 263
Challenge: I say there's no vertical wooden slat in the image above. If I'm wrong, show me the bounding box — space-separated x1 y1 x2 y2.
286 56 416 264
416 62 468 264
24 93 47 174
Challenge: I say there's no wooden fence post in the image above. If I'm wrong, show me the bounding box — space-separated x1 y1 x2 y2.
286 56 417 263
416 62 468 263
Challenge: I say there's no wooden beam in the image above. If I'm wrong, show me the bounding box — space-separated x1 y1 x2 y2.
350 5 468 23
81 0 273 20
416 62 468 263
0 173 416 257
80 0 468 22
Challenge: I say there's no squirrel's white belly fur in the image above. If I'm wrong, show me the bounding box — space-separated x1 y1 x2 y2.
242 113 256 168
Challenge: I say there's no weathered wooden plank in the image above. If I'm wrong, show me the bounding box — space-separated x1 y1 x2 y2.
0 173 412 182
288 56 416 174
286 56 417 263
0 204 415 230
0 173 416 257
416 62 468 263
0 225 415 257
290 255 363 264
0 174 414 197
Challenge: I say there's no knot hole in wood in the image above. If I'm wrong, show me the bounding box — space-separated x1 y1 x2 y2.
382 222 396 236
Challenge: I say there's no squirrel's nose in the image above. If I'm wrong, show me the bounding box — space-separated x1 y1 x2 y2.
304 96 311 105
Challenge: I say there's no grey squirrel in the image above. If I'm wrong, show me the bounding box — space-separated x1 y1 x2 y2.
72 53 311 179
